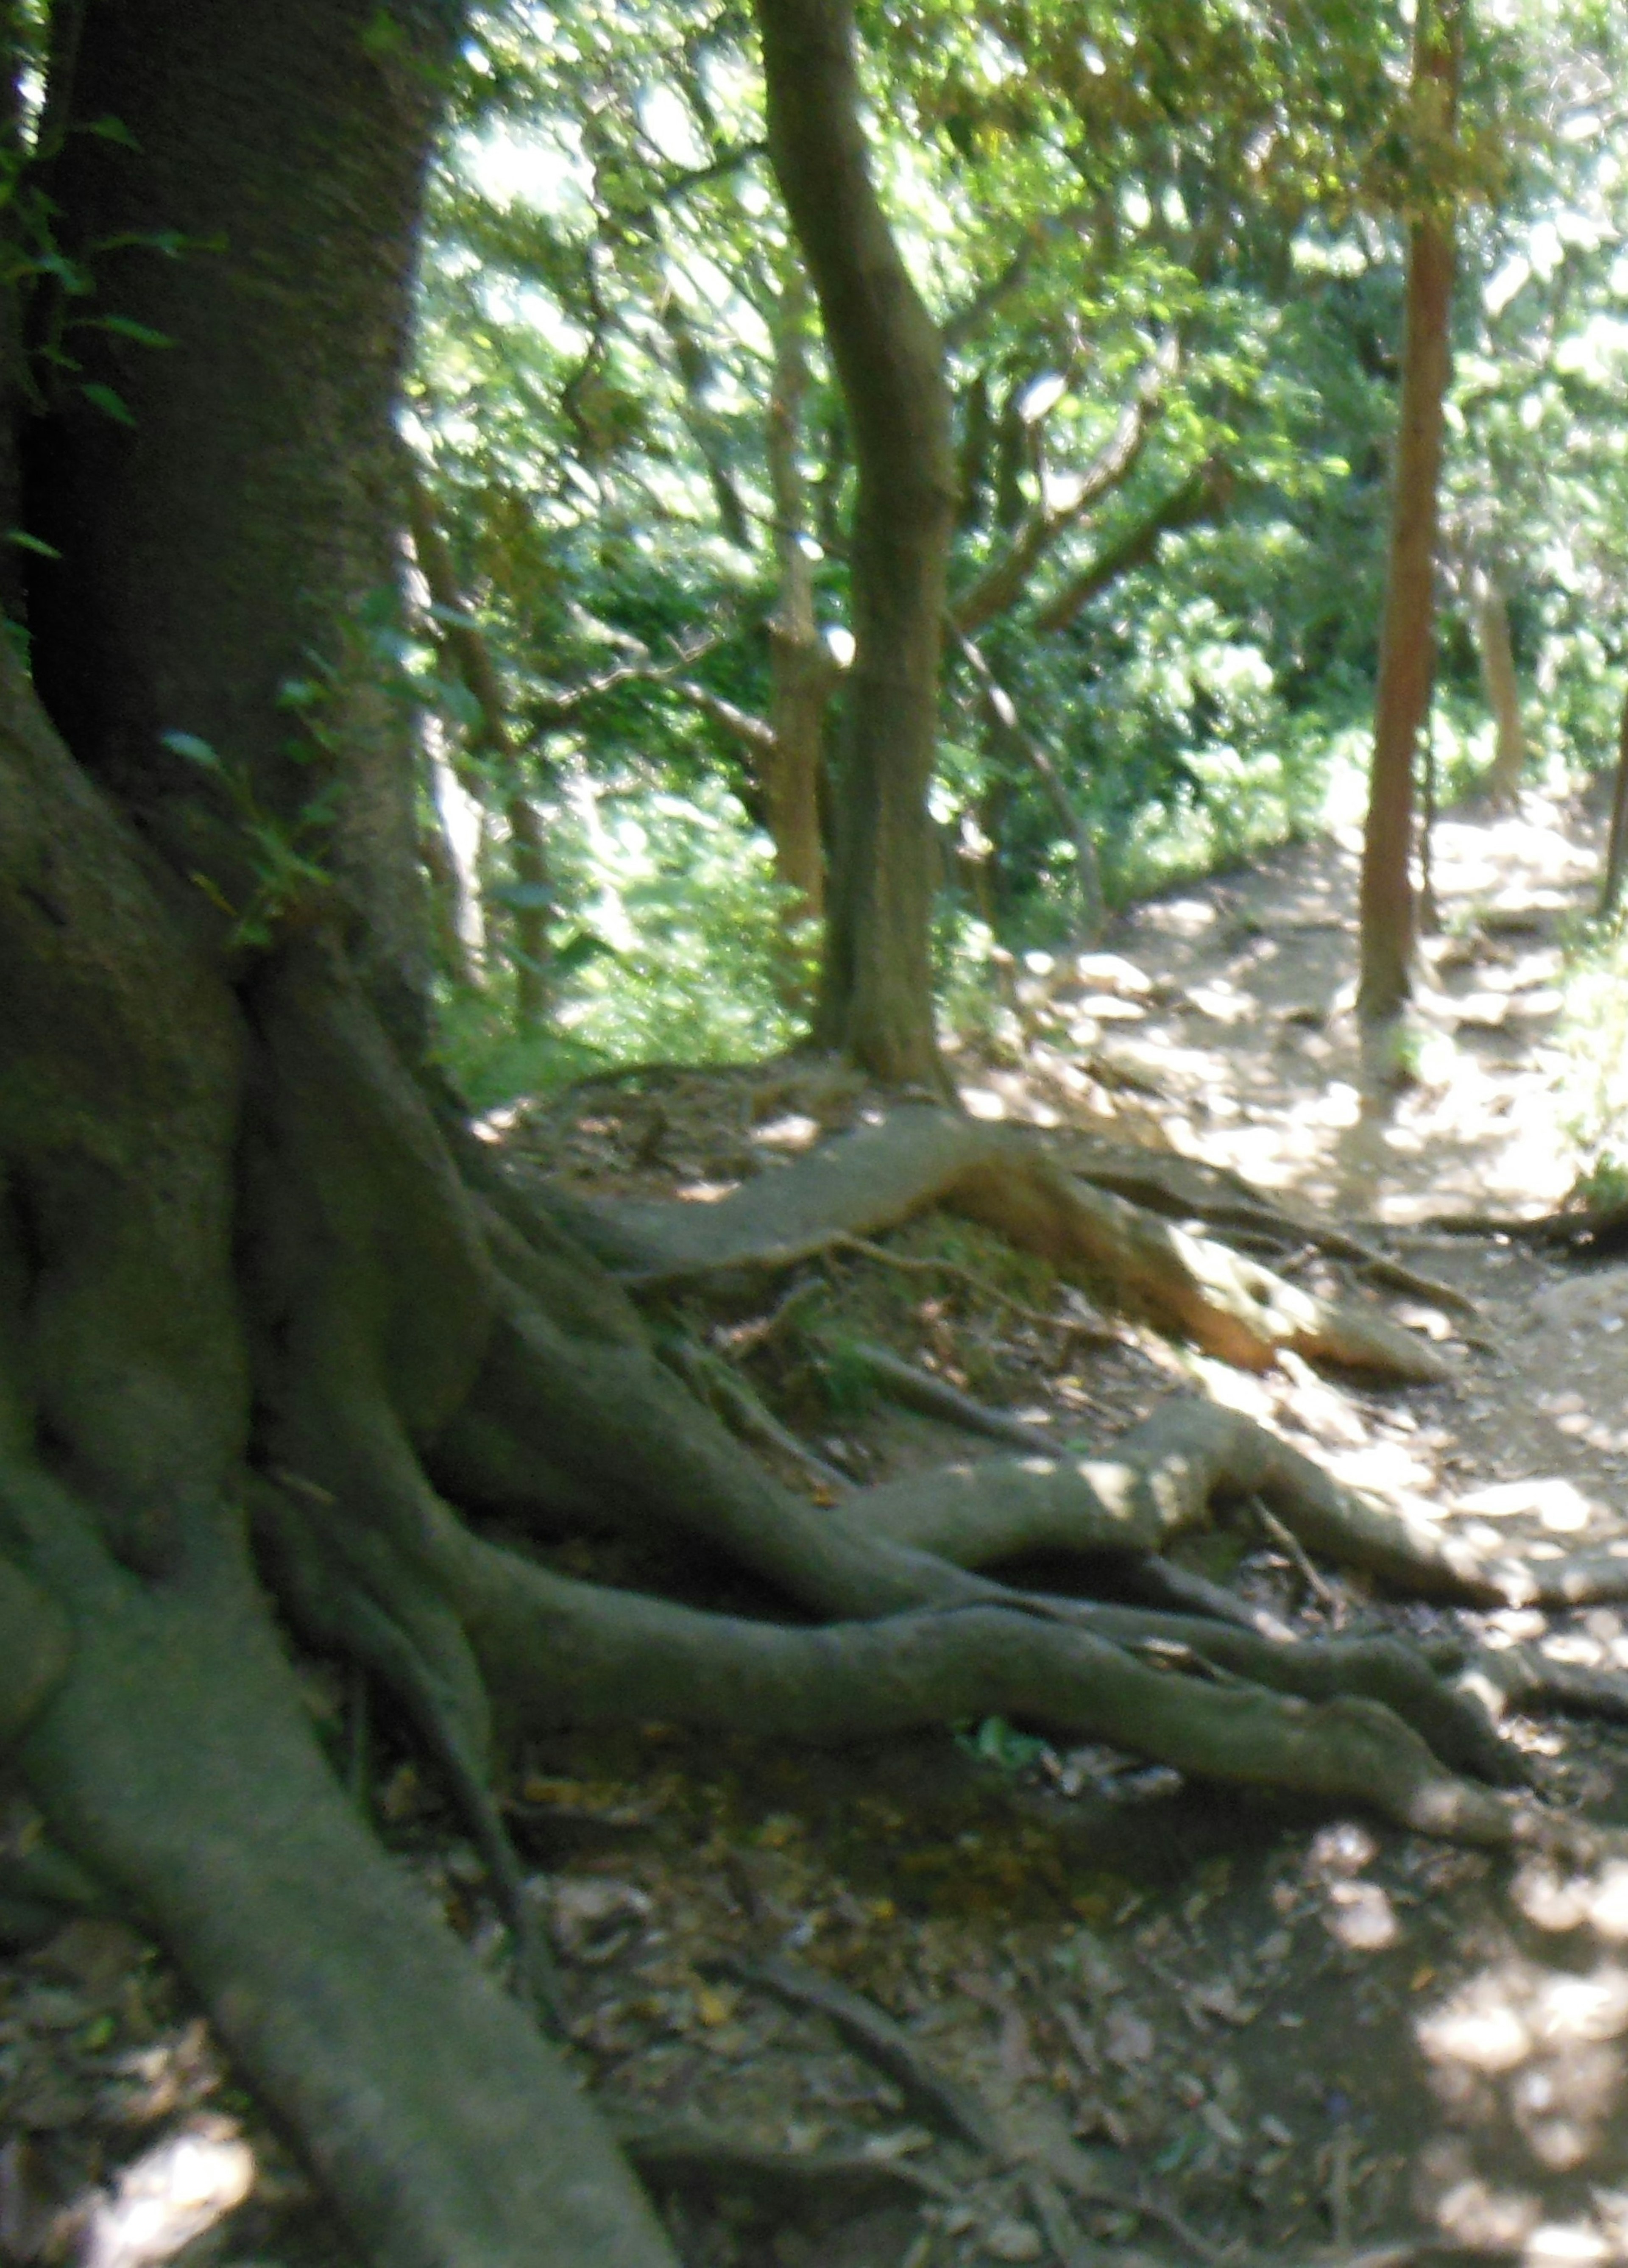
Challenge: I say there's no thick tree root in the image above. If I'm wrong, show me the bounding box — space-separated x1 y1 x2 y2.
855 1393 1628 1614
452 1532 1525 1846
548 1103 1449 1379
8 630 1622 2268
1048 1133 1483 1321
0 1555 71 1754
5 1466 674 2268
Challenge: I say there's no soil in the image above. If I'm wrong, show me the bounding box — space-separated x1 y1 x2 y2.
8 786 1628 2268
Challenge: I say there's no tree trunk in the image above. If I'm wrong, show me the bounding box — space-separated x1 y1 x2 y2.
405 474 551 1029
764 258 832 937
20 0 449 1045
1472 568 1526 807
1599 679 1628 919
758 0 955 1087
1357 0 1461 1028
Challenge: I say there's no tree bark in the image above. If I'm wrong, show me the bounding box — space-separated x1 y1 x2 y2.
764 258 833 935
1472 566 1526 808
1600 679 1628 919
758 0 955 1086
1357 0 1461 1027
405 473 551 1028
21 0 454 1043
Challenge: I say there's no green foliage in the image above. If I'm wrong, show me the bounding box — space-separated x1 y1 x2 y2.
402 0 1628 1091
162 729 336 950
1556 915 1628 1199
435 775 801 1108
955 1716 1051 1775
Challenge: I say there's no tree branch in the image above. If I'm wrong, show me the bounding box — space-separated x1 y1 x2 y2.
949 336 1177 638
1030 455 1230 637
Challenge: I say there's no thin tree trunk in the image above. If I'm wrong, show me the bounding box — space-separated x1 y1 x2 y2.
1358 0 1461 1027
764 259 831 937
758 0 955 1087
1472 568 1526 807
953 629 1104 941
404 477 551 1031
423 714 485 990
1599 681 1628 919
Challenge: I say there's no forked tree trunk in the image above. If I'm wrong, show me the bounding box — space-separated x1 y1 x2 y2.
1358 0 1461 1028
758 0 956 1086
1473 566 1526 807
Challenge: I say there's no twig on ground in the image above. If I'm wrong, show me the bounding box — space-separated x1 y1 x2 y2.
604 2116 953 2215
718 1275 828 1358
665 1335 851 1495
1043 2151 1229 2263
1120 1553 1296 1641
1022 2168 1096 2268
829 1232 1119 1346
1251 1497 1341 1615
703 1950 998 2154
845 1340 1061 1454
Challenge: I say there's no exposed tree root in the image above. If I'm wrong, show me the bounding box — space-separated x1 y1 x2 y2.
550 1103 1451 1379
1048 1133 1484 1321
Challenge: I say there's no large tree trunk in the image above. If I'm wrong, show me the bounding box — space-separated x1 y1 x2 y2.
758 0 955 1086
20 0 448 1045
1357 0 1461 1029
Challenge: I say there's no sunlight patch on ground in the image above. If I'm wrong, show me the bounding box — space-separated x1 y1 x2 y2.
78 2118 255 2268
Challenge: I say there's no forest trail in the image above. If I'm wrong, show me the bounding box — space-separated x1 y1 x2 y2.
962 788 1603 1227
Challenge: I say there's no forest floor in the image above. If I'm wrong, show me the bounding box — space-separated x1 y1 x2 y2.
9 783 1628 2268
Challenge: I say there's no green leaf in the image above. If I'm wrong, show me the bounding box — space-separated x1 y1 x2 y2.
488 879 556 911
88 315 175 348
160 730 221 769
80 381 136 426
6 529 59 558
81 115 140 149
551 928 612 975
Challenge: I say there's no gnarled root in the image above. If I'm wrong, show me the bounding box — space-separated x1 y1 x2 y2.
549 1103 1449 1379
453 1532 1520 1845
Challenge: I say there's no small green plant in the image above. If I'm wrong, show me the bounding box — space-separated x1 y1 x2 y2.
164 727 336 949
955 1716 1052 1775
1556 915 1628 1195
